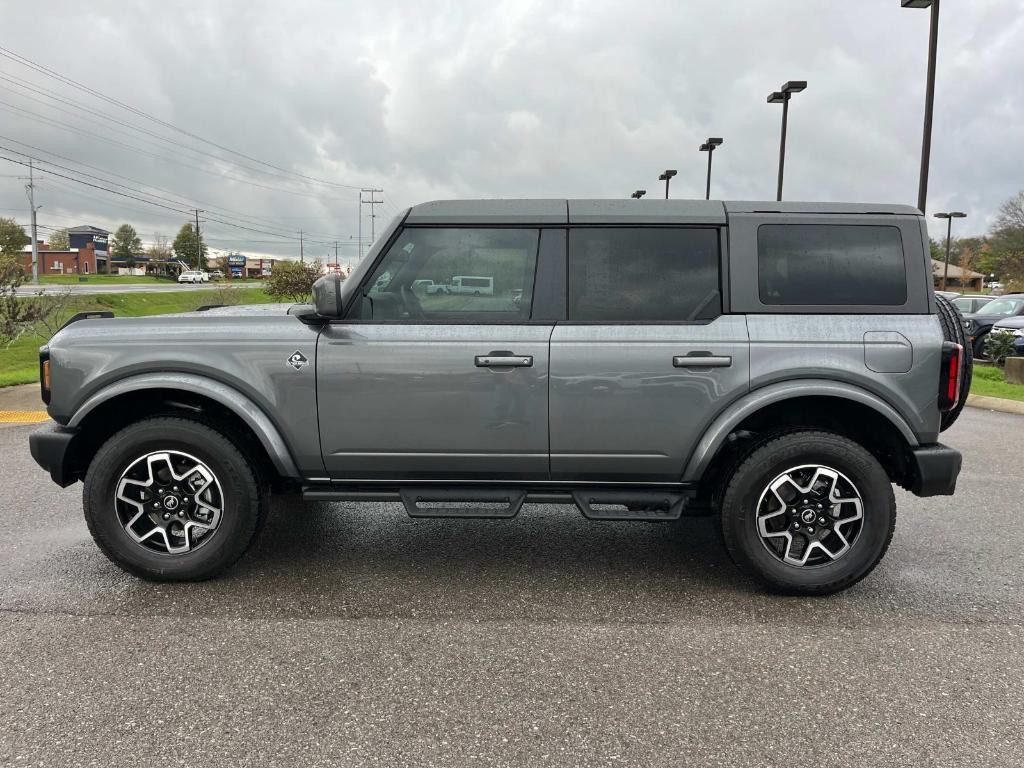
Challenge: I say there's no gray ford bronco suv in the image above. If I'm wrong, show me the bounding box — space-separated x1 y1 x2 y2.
30 199 969 595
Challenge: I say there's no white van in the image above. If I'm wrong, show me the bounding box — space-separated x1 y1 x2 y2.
450 275 493 295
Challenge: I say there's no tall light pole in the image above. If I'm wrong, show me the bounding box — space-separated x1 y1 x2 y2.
658 170 677 199
934 211 965 291
767 81 807 201
903 0 940 213
630 189 647 200
698 138 724 200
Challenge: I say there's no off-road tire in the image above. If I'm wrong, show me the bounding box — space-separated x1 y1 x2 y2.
720 430 896 596
83 416 266 581
934 293 973 431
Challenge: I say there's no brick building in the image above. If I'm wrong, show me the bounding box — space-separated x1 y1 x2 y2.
19 241 100 276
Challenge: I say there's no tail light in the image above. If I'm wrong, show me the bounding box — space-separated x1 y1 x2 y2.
39 346 51 405
938 341 963 411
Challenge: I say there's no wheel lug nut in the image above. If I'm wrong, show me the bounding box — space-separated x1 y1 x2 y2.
162 512 170 520
791 522 800 530
178 511 185 517
818 517 826 525
807 527 815 534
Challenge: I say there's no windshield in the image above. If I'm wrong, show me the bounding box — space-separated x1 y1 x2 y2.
978 298 1024 316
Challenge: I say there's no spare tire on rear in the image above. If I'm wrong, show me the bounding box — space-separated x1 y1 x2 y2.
934 293 972 432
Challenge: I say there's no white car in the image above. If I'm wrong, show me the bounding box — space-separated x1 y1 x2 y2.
178 270 210 284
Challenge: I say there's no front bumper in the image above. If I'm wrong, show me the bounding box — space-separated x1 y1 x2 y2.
907 443 962 497
29 423 80 487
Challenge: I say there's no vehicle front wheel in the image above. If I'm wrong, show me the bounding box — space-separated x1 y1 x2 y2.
83 417 266 581
720 430 895 595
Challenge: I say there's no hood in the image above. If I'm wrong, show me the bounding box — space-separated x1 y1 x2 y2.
161 302 297 318
990 316 1024 330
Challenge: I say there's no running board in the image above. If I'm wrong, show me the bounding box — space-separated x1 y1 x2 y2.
400 488 527 519
571 490 689 521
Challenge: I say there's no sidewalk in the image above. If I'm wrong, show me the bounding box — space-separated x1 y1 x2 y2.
0 384 49 426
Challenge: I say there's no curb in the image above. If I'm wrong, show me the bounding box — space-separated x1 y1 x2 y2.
966 394 1024 416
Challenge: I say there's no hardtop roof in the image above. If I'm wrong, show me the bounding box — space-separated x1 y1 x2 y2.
404 199 920 224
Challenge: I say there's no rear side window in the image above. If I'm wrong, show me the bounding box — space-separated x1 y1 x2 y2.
568 228 721 322
758 224 907 306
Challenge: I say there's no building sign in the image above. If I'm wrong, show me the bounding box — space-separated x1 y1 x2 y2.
230 266 244 278
261 259 272 276
92 234 108 254
227 254 246 266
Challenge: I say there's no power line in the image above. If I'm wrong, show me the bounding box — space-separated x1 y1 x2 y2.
0 45 370 191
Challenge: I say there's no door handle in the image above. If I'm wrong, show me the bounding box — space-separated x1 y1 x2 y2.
673 353 732 368
475 353 533 368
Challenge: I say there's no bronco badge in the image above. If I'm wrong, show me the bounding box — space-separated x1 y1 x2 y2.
287 350 309 370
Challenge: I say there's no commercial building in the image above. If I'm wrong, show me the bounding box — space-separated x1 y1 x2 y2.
931 259 984 292
19 241 99 276
67 226 109 273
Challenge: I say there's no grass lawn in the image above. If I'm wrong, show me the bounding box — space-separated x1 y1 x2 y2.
1 287 276 387
970 364 1024 403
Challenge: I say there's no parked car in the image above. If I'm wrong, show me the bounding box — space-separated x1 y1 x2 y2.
210 270 226 280
988 317 1024 357
952 295 995 314
30 199 967 595
961 294 1024 358
177 270 210 284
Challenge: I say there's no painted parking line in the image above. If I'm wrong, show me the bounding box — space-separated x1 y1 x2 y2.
0 411 50 424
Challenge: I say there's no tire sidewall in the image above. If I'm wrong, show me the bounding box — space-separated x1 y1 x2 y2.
723 433 895 594
84 419 261 580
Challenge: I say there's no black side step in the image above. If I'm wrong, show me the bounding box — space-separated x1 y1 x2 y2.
400 488 527 519
572 490 689 521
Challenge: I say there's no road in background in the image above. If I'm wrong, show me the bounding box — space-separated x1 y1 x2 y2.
14 281 260 296
1 408 1022 766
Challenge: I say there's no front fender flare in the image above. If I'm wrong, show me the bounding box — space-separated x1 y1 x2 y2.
681 380 919 483
67 372 301 478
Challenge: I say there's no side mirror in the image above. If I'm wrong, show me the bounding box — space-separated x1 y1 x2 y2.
312 273 344 318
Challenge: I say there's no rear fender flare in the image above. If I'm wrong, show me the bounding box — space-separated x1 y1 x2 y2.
682 380 919 483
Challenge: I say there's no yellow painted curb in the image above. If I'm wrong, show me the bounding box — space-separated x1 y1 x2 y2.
0 410 50 424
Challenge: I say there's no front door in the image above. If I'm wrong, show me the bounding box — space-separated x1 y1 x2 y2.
549 226 750 482
317 226 552 481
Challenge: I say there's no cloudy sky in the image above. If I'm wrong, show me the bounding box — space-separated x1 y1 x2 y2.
0 0 1021 261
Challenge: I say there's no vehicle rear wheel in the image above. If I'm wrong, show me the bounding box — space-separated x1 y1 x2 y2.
934 293 973 431
83 417 266 581
720 430 895 595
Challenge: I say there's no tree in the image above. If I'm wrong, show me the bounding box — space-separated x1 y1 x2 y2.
0 218 47 344
48 228 69 250
110 223 143 268
172 222 207 270
0 217 29 258
265 259 322 302
987 191 1024 283
146 234 172 262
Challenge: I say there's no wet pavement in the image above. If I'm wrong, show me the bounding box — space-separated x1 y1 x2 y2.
1 408 1022 766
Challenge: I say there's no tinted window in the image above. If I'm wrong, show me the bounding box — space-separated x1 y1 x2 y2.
361 227 538 322
568 228 720 322
758 224 907 306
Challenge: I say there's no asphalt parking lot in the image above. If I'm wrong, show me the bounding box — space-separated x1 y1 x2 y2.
1 408 1022 767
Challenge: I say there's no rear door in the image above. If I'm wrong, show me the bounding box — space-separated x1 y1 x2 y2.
549 226 750 482
317 225 558 481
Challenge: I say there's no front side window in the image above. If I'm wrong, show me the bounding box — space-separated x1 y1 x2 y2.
978 298 1024 317
758 224 907 306
567 228 721 322
360 227 539 321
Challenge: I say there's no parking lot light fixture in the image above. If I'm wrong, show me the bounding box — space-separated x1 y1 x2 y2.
903 0 940 213
934 211 966 291
630 189 647 199
698 138 724 200
768 81 807 201
657 170 678 199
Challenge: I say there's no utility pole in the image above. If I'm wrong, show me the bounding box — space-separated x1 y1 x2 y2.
359 188 383 258
25 159 40 284
334 240 339 266
299 230 304 263
193 209 204 271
